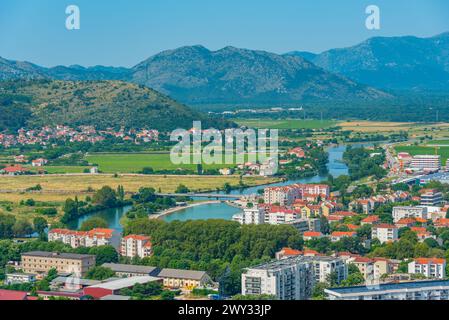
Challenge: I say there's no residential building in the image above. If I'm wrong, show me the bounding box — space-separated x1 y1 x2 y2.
325 280 449 300
31 158 48 167
372 224 399 244
392 206 428 223
48 228 114 248
303 231 323 241
420 189 444 206
120 234 152 258
5 273 36 285
0 165 26 176
21 251 95 277
361 215 380 226
264 186 300 205
241 257 315 300
233 206 266 225
408 258 447 279
330 231 356 242
275 248 303 260
156 269 214 290
351 257 374 281
373 258 393 280
410 155 441 172
312 256 347 284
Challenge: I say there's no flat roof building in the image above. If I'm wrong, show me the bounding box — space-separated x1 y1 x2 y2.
325 280 449 300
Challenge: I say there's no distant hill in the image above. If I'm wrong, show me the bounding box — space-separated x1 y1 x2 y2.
305 32 449 91
0 80 233 132
284 51 318 62
130 45 389 104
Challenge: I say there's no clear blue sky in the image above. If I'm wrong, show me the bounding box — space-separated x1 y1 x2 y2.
1 0 448 67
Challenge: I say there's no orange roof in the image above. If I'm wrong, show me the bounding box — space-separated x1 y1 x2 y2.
331 231 356 238
411 227 427 233
353 256 373 263
2 165 26 173
335 211 356 217
396 218 417 225
415 258 446 265
373 224 397 229
123 234 150 241
346 224 359 231
303 231 322 238
279 247 302 256
362 216 379 223
415 218 428 223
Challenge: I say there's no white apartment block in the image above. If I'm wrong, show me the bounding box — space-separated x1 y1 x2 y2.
265 208 300 225
234 207 266 225
312 257 347 284
264 186 300 206
120 235 153 259
410 155 441 171
372 224 399 244
241 257 315 300
48 228 113 248
242 256 346 300
408 258 446 279
392 206 428 223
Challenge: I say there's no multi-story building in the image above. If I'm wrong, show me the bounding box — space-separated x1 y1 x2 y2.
232 206 266 225
351 256 374 281
5 273 36 285
392 206 428 223
120 235 153 259
241 257 315 300
48 228 114 248
372 224 399 244
408 258 446 279
325 280 449 300
241 256 347 300
156 269 214 290
21 252 95 277
312 256 347 284
263 186 301 205
420 189 444 206
373 258 393 280
410 155 441 172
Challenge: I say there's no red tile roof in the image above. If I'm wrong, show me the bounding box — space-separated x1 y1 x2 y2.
0 290 28 300
303 231 322 238
415 258 446 265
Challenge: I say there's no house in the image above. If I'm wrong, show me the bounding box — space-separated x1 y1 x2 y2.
275 247 303 260
435 218 449 229
372 224 398 244
0 165 26 176
303 231 323 241
120 235 152 258
408 258 446 279
14 155 27 163
31 158 48 167
90 167 99 174
288 147 305 158
361 215 380 226
395 218 417 229
330 231 356 242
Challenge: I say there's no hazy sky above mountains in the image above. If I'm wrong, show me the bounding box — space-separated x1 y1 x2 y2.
1 0 449 67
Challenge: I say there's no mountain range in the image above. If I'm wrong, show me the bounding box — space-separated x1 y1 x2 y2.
288 32 449 91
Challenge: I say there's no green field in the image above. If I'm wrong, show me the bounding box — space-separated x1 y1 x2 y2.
234 119 338 130
85 153 258 173
426 140 449 146
395 145 449 164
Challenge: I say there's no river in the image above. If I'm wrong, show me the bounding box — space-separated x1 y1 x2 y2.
71 144 355 230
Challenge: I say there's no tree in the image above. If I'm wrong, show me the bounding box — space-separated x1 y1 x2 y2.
12 220 33 238
117 185 125 201
80 217 108 231
61 198 79 223
223 183 232 194
175 184 190 194
86 266 115 280
88 246 119 265
92 186 117 208
33 217 48 239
